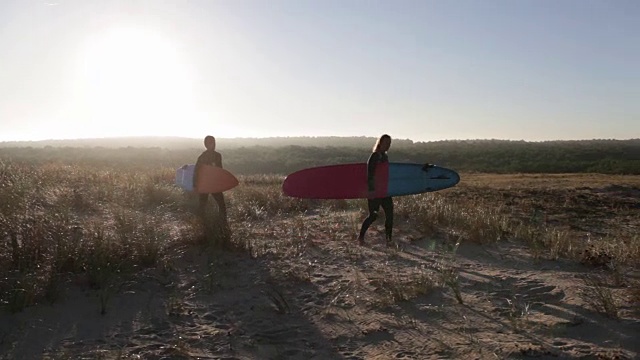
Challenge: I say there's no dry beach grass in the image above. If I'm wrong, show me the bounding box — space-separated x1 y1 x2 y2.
1 160 639 359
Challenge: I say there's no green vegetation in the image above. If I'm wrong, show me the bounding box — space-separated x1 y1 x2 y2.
1 137 638 174
1 156 637 314
1 151 638 358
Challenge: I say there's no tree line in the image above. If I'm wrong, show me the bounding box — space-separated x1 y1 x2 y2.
1 138 638 175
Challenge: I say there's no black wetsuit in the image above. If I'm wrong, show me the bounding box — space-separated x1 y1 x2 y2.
358 151 393 241
194 149 227 221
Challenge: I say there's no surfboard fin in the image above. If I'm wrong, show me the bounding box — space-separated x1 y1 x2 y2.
422 163 435 171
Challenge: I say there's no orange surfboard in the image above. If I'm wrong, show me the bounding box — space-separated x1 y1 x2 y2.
175 164 239 193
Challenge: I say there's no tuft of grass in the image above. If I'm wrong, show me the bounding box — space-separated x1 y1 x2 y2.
201 213 232 251
397 185 639 271
543 228 573 260
0 161 193 313
396 194 510 244
582 233 639 267
432 237 464 304
166 290 185 317
581 273 619 319
229 181 311 221
630 281 640 317
503 295 532 332
264 286 290 314
43 270 63 305
437 263 463 304
5 274 38 313
279 216 312 257
372 267 438 305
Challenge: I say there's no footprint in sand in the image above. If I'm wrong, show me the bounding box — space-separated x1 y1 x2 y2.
338 350 365 360
201 307 228 320
202 313 221 322
297 292 325 311
312 273 342 285
394 350 418 359
247 328 320 357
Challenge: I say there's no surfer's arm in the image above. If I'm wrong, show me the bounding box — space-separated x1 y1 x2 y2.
367 152 379 191
215 152 223 168
193 153 204 188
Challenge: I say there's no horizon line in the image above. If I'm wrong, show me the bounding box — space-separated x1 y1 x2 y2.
1 135 639 145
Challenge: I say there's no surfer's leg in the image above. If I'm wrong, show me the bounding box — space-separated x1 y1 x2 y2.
381 197 394 244
212 192 227 221
358 199 380 244
198 193 209 217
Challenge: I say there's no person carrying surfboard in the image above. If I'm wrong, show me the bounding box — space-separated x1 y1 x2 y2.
357 134 394 246
194 135 227 222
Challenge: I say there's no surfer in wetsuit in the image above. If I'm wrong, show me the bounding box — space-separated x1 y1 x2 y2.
357 134 394 246
194 135 227 222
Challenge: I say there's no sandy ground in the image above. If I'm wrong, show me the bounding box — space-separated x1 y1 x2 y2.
1 211 638 360
2 174 639 360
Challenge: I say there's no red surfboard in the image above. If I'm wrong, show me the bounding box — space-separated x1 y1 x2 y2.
196 165 239 194
282 162 389 199
175 164 239 193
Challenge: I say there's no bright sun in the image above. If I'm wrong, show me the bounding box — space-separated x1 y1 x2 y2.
78 26 201 137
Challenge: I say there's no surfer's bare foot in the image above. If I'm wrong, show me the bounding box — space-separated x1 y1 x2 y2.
385 237 396 248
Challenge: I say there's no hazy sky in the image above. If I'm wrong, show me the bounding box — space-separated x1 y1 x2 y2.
0 0 638 142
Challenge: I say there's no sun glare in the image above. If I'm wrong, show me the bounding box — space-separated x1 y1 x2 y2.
78 26 200 137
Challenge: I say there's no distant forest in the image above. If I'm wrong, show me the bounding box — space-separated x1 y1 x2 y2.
1 137 639 175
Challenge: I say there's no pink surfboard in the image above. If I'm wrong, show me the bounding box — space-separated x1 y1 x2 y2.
282 162 389 199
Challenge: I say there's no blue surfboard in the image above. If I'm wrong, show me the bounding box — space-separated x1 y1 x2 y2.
386 163 460 197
